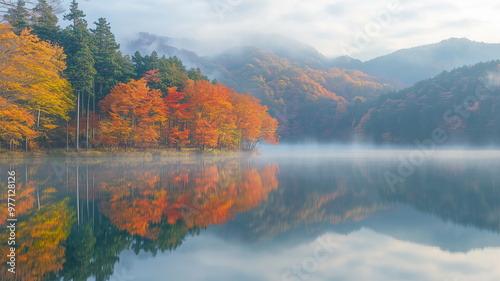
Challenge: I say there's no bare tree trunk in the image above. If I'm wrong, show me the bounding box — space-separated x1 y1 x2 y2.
37 108 40 131
92 96 95 139
86 91 90 149
76 91 80 150
37 188 40 210
86 163 89 219
66 120 69 151
77 163 79 227
81 91 84 119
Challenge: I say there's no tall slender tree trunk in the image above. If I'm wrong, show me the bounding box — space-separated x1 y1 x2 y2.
66 120 69 151
92 96 95 139
81 91 84 119
37 108 40 130
76 91 80 150
77 163 79 227
86 90 90 149
25 136 28 153
86 164 89 219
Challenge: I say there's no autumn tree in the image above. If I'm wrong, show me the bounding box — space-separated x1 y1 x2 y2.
164 86 192 148
0 24 73 149
99 73 167 148
184 80 237 150
230 92 279 149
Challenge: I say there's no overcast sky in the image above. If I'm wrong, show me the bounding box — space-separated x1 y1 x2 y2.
64 0 500 61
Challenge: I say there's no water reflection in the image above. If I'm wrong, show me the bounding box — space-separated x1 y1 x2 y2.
0 157 279 281
0 152 499 281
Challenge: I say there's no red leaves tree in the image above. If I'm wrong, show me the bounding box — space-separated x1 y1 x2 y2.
99 73 166 148
165 87 192 148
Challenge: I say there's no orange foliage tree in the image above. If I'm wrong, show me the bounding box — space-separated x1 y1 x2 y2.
184 80 279 150
99 73 167 148
230 92 279 150
164 87 192 148
97 70 279 150
184 80 236 150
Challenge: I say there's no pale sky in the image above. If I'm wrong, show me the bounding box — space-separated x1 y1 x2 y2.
63 0 500 61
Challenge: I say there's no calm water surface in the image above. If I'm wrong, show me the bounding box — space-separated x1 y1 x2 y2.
1 147 499 281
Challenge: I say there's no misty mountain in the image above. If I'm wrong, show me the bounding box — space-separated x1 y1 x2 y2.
240 33 329 69
334 38 500 87
210 46 392 140
357 60 500 144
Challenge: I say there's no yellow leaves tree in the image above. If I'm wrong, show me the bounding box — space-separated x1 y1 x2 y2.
0 96 36 148
0 23 74 148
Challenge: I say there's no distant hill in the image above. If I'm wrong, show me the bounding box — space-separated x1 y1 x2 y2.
210 46 392 140
334 38 500 87
357 60 500 144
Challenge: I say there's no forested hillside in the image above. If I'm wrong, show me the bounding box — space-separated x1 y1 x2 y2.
210 47 392 140
358 61 500 144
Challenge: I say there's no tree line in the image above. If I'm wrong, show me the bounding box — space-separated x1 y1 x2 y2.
0 0 279 151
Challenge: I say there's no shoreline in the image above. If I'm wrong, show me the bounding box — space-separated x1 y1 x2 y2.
0 147 261 160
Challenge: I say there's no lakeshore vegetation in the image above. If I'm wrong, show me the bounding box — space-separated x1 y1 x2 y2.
0 0 279 152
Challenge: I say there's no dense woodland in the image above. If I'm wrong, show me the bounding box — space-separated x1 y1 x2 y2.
0 0 279 152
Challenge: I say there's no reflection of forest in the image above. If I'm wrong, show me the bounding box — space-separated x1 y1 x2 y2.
0 156 499 280
0 159 279 281
218 158 500 241
380 159 500 233
217 159 389 241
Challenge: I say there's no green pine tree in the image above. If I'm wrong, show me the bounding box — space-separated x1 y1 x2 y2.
31 0 60 43
62 0 96 150
4 0 30 34
90 17 121 101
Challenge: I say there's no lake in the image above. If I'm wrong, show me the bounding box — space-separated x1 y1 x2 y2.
1 146 500 281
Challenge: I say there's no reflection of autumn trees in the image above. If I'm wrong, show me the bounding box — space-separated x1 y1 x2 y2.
98 161 280 240
217 161 389 241
0 159 279 281
0 199 75 281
